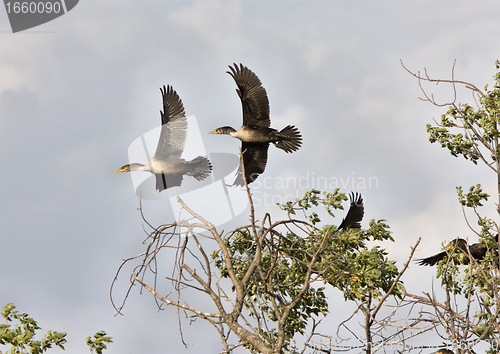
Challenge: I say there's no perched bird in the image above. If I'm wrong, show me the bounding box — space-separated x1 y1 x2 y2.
338 192 364 230
417 238 487 266
318 192 364 286
115 85 212 192
275 192 364 253
208 63 302 186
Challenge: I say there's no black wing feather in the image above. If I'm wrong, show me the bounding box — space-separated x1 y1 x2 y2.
233 142 269 186
227 63 270 128
416 251 447 266
338 192 364 229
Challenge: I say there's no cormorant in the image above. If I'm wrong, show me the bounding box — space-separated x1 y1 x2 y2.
208 63 302 186
115 85 212 192
338 192 364 230
417 238 487 266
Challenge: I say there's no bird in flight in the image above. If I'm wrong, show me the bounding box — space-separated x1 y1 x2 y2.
116 85 212 192
209 63 302 186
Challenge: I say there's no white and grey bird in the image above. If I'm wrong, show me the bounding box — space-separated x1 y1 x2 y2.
115 85 212 191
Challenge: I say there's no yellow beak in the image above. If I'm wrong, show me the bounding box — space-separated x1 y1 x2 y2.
208 130 220 135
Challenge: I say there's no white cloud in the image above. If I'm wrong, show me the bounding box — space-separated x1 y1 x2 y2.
1 1 499 353
167 0 247 51
62 1 146 61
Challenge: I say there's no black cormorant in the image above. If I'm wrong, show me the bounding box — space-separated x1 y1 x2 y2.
208 63 302 186
417 238 487 266
115 85 212 191
338 192 364 230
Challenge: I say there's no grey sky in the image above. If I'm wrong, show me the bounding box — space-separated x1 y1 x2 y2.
1 1 499 353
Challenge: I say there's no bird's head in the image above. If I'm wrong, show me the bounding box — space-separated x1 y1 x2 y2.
115 164 131 173
208 126 236 135
115 163 146 173
443 238 467 252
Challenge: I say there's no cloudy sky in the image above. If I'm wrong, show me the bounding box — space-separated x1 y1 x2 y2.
1 1 499 353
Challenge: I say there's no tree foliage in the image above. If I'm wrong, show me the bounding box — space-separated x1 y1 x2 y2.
112 60 500 354
112 186 407 353
0 303 112 354
403 60 500 354
86 331 113 354
0 303 66 354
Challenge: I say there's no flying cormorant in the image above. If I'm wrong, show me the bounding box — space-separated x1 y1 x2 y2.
208 63 302 186
116 85 212 191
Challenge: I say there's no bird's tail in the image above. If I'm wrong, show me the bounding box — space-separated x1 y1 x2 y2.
274 125 302 153
187 156 212 181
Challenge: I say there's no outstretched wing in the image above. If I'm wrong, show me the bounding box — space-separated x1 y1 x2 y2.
338 192 364 230
416 251 447 266
416 239 470 266
233 142 269 186
227 63 270 128
154 85 188 161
